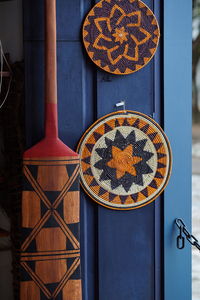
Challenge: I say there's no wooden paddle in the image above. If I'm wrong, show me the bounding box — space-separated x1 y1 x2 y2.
19 1 82 299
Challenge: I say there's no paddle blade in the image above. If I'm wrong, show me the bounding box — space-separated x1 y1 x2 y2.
19 151 82 300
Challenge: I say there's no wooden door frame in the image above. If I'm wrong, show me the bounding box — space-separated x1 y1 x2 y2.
163 1 192 299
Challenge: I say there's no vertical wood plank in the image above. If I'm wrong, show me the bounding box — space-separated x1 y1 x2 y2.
153 0 162 299
95 0 160 298
164 0 192 299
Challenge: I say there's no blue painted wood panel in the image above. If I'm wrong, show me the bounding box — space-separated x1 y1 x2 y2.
96 0 161 299
163 1 192 300
23 1 163 299
23 0 92 41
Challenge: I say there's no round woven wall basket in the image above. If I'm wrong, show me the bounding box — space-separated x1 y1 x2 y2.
82 0 160 75
77 111 172 210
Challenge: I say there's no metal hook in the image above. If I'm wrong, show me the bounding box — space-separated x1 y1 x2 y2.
115 100 126 111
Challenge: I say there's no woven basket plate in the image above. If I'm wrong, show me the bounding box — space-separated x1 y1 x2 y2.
77 111 172 210
82 0 160 75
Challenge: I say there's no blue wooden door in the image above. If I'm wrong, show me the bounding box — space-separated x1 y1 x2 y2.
163 1 192 299
23 0 192 299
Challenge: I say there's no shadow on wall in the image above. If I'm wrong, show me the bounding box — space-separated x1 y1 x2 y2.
0 0 23 62
0 1 23 300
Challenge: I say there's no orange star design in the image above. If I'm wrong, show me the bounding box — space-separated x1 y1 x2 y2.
92 5 152 65
112 27 129 44
107 145 142 179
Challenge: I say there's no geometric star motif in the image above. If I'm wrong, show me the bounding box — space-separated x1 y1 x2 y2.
94 129 154 192
112 27 129 44
83 0 160 74
107 145 142 178
78 111 172 210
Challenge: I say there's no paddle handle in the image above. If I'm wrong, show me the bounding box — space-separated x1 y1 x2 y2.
45 0 57 104
45 0 58 138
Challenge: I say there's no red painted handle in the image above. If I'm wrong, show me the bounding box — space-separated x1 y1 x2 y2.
45 0 58 138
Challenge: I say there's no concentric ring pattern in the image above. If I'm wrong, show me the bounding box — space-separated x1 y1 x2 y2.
77 111 172 210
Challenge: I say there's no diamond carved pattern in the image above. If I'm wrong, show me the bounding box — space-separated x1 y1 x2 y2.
19 158 81 299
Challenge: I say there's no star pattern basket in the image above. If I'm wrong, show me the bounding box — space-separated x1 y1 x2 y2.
77 111 172 210
82 0 160 75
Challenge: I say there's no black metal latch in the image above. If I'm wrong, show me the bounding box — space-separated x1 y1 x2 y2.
175 218 200 251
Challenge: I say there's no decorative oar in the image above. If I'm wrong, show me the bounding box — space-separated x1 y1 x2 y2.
19 1 82 299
